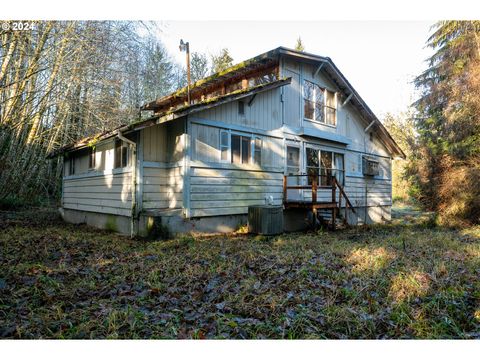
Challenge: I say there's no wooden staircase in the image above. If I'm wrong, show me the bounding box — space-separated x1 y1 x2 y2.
283 175 356 230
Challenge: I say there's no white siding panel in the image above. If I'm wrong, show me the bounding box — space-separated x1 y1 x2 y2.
189 166 283 217
142 165 184 210
63 171 132 216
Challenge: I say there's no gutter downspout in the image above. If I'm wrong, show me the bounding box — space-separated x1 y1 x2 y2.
117 132 137 238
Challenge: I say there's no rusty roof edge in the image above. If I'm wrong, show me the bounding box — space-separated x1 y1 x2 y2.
141 48 282 111
47 78 291 159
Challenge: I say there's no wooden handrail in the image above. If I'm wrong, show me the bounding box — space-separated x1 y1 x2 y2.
332 177 356 214
283 175 356 212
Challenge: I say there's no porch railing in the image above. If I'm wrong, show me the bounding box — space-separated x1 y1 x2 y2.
282 174 356 214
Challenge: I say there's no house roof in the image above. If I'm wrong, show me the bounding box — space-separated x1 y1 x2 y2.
46 78 291 158
47 46 405 159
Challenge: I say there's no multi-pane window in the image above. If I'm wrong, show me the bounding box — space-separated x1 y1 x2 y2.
114 139 129 169
306 148 344 186
222 131 261 165
231 134 251 164
303 81 324 122
303 80 337 126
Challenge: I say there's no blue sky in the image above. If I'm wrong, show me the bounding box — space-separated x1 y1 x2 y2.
157 21 434 119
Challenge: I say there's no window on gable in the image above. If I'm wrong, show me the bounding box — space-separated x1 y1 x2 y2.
303 80 324 123
114 139 129 169
303 80 337 126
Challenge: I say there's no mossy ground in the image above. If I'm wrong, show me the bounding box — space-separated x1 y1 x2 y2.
0 206 479 339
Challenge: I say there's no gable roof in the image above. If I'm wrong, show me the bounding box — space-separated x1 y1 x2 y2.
47 46 405 159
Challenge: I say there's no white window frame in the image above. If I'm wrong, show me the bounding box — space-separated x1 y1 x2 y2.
303 80 337 128
219 129 230 163
219 129 263 165
304 146 345 186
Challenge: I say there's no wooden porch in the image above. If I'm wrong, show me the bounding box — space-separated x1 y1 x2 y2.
282 174 356 230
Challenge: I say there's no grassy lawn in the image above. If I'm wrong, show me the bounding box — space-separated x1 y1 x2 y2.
1 207 480 339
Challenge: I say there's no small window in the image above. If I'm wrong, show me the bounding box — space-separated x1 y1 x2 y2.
220 130 229 161
370 132 373 142
238 101 245 116
69 156 75 176
114 139 129 169
254 137 262 165
88 147 96 169
231 134 251 164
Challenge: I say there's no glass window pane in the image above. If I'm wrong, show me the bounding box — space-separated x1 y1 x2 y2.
315 85 324 104
220 131 228 146
306 148 319 167
326 90 335 107
325 107 336 125
304 100 314 120
320 151 333 186
241 136 250 164
254 138 262 165
231 135 241 164
221 147 228 161
287 146 299 167
315 102 324 122
122 145 128 167
334 153 344 186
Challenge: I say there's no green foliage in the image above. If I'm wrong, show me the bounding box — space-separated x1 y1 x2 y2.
190 52 209 83
294 37 305 52
411 21 480 224
210 48 234 74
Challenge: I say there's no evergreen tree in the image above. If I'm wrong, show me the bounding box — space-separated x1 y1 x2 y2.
294 37 305 51
210 48 233 74
412 21 480 224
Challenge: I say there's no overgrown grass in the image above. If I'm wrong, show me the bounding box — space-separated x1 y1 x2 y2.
0 208 479 339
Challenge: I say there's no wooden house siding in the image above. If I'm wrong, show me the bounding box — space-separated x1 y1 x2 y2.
142 165 183 210
63 170 133 217
62 138 133 217
189 165 284 217
140 121 185 211
194 88 282 132
188 118 285 217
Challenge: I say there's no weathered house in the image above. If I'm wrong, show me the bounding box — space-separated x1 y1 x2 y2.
48 47 405 236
